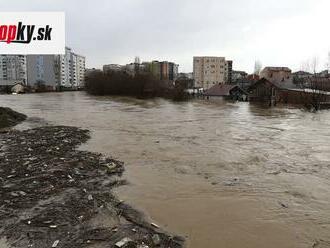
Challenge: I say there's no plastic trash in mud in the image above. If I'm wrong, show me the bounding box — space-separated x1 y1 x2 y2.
151 223 160 228
115 237 133 247
52 240 59 247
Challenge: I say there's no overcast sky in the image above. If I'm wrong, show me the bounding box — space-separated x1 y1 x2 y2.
2 0 330 73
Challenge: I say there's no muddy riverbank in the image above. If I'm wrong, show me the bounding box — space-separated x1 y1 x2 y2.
0 107 26 129
0 116 183 247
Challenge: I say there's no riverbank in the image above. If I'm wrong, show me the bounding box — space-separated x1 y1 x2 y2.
0 114 183 247
0 107 27 129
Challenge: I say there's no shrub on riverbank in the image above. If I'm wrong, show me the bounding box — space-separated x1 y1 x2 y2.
0 107 27 128
85 71 188 101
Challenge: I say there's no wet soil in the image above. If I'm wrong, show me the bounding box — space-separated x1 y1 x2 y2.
0 125 183 248
0 107 26 129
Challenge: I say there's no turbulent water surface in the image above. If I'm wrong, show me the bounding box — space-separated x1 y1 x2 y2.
1 91 330 248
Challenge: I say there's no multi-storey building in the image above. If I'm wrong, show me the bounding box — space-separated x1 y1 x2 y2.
147 61 178 81
102 59 178 81
56 47 85 89
26 55 56 89
0 55 27 86
168 62 179 81
225 60 233 84
103 64 123 73
0 47 85 90
73 53 85 88
193 56 233 90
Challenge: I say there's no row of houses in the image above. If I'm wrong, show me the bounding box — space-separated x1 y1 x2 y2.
203 66 330 110
0 47 85 93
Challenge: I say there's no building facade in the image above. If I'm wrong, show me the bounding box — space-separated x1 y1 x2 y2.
102 59 178 81
0 55 27 86
193 56 233 90
103 64 123 73
0 47 85 90
260 67 292 83
225 60 233 84
56 47 85 89
26 55 56 90
232 70 248 82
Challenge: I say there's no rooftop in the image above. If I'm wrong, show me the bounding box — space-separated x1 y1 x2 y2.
263 67 291 72
204 84 245 96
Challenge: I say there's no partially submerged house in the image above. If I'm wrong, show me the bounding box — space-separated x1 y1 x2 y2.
249 67 330 109
249 77 298 105
204 84 248 101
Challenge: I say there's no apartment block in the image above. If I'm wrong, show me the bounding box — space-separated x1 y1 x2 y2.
102 59 178 81
57 47 86 88
26 55 56 89
193 56 233 90
103 64 123 73
147 61 178 81
0 55 27 86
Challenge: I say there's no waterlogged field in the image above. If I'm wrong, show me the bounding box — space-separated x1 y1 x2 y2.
2 91 330 248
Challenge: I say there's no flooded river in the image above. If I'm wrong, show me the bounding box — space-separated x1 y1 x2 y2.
1 91 330 248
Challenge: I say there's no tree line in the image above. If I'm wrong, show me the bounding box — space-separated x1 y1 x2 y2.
84 70 189 101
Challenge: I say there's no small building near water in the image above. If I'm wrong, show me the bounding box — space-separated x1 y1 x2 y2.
0 80 27 94
11 83 26 94
204 84 248 101
249 77 330 109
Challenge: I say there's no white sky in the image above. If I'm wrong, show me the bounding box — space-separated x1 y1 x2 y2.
1 0 330 73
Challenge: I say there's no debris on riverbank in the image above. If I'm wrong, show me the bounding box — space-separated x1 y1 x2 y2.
0 125 184 248
0 107 26 129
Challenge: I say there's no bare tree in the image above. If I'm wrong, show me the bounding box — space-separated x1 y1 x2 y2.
298 56 329 110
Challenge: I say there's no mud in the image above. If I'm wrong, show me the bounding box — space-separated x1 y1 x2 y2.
0 125 183 248
0 107 26 129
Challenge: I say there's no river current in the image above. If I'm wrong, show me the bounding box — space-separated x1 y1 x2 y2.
1 91 330 248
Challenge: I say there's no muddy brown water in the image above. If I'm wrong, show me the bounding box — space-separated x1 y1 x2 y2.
1 91 330 248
